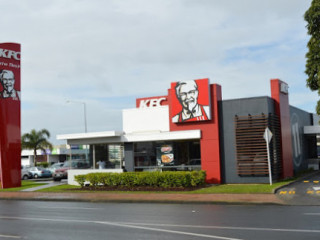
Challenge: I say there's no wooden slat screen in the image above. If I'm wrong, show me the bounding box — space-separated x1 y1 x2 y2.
235 114 281 178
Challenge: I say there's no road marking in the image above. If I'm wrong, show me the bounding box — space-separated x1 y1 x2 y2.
38 206 103 210
0 234 21 239
278 191 295 195
118 222 320 234
307 190 320 194
0 216 242 240
313 187 320 191
314 181 319 184
0 216 319 235
303 181 309 183
97 221 243 240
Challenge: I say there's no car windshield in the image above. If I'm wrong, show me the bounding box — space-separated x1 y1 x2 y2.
63 162 70 167
62 161 78 168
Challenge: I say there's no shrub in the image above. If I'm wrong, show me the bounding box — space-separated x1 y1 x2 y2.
86 173 100 187
74 175 86 188
74 171 206 189
190 170 206 186
36 162 49 168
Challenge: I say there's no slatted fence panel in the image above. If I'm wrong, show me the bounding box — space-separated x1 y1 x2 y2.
235 114 281 178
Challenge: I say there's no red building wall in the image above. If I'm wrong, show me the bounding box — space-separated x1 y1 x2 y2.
168 83 222 183
270 79 294 178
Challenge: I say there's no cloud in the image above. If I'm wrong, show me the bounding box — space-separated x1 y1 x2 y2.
1 0 314 144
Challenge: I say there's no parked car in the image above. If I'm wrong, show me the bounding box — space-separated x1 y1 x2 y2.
28 167 52 179
53 160 90 181
21 166 32 180
47 162 64 174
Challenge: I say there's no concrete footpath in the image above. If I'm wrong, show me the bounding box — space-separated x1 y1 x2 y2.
0 191 285 205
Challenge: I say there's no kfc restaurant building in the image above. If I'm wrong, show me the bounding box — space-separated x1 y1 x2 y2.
58 78 319 184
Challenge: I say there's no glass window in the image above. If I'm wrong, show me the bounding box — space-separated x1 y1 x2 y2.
108 144 123 169
88 144 123 169
134 140 201 171
134 142 157 167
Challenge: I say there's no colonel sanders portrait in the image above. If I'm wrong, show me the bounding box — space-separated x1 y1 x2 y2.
0 70 20 100
172 80 210 123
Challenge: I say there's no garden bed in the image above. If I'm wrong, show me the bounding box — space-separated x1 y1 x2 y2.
69 185 206 192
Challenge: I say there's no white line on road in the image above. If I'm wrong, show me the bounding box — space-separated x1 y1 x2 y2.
1 216 320 238
96 221 243 240
117 222 320 234
304 213 320 215
0 234 21 239
38 206 103 210
0 216 242 240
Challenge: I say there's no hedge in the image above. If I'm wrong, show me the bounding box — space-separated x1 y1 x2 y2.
74 171 206 188
36 162 49 168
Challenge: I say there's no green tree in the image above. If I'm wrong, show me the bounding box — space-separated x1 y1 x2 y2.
305 0 320 113
21 129 53 166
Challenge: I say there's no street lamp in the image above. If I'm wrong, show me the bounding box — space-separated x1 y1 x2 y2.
66 100 87 133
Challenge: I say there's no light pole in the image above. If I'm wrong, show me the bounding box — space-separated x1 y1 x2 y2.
66 99 89 165
66 100 87 133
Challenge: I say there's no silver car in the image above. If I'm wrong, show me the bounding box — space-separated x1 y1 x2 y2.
21 166 31 180
47 162 64 174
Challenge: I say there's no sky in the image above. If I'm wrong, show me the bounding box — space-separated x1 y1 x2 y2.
1 0 317 145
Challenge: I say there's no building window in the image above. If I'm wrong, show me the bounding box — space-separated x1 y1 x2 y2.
134 142 157 168
134 140 201 171
108 144 124 169
88 144 123 169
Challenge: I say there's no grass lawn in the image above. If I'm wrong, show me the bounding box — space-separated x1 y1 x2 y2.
35 178 295 194
191 179 294 194
36 184 79 192
0 180 47 192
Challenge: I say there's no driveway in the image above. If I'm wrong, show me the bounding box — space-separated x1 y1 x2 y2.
21 179 67 192
275 171 320 205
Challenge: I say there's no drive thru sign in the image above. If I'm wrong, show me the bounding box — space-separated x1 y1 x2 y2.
264 128 273 185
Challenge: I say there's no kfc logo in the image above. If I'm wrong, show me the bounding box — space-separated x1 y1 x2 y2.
0 70 20 100
0 49 20 61
171 79 211 123
139 97 167 108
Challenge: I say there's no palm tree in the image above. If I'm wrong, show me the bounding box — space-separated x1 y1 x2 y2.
21 129 53 166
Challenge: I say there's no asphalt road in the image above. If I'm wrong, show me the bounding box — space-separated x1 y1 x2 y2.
0 201 319 240
276 171 320 205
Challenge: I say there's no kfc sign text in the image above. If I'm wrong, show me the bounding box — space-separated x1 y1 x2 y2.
139 97 167 108
0 49 21 61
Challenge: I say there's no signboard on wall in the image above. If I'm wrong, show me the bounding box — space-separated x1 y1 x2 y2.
171 78 211 123
157 144 174 166
0 42 21 188
136 96 168 108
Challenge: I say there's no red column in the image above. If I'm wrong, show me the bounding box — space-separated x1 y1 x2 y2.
0 43 21 188
169 84 222 183
270 79 293 178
